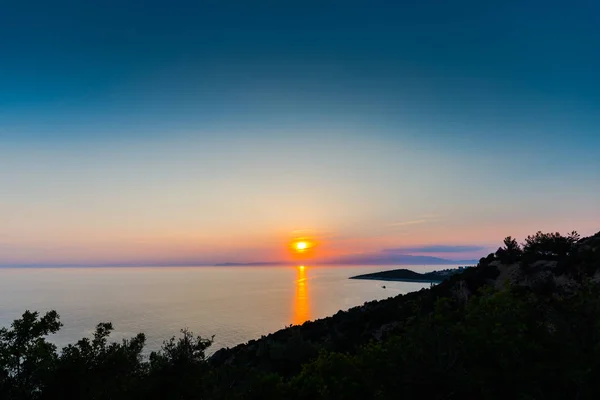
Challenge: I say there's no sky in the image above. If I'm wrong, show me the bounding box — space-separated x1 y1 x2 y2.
1 0 599 266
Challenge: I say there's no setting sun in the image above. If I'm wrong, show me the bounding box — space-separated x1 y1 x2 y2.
290 239 316 255
295 242 308 251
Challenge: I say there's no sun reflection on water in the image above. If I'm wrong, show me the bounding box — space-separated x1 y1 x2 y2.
293 265 310 325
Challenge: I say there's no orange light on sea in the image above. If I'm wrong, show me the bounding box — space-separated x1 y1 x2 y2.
293 265 310 325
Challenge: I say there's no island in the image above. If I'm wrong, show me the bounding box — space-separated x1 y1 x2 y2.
350 266 471 283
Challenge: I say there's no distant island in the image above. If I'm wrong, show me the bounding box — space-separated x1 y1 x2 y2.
350 266 471 283
213 262 289 267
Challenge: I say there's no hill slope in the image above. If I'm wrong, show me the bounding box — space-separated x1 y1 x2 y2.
209 230 600 373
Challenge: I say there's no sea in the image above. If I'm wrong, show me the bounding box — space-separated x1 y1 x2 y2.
0 265 451 354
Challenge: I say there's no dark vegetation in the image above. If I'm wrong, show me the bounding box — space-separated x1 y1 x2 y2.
1 229 600 399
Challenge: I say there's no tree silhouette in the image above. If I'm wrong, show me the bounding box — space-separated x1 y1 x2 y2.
496 236 523 263
523 231 580 259
0 311 61 399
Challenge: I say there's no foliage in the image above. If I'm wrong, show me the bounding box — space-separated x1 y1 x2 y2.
144 330 213 399
0 311 62 400
523 231 580 260
46 322 146 399
495 236 523 263
288 284 600 399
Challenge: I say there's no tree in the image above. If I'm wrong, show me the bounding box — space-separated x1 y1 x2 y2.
0 311 62 399
504 236 522 256
496 236 523 263
47 322 146 400
523 231 580 260
144 329 213 399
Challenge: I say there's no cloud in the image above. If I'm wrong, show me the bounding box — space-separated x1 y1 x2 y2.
383 245 487 254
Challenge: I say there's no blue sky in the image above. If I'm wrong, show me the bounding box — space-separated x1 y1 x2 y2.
1 0 599 265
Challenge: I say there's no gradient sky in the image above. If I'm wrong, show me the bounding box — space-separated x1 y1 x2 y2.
1 0 599 266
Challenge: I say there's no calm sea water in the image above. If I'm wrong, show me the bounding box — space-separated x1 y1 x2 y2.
0 265 446 354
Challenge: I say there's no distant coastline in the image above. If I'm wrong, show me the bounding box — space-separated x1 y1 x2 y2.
213 262 290 267
351 276 443 284
350 267 471 283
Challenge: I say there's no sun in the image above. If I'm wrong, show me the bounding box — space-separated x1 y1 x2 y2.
290 239 315 254
295 241 308 251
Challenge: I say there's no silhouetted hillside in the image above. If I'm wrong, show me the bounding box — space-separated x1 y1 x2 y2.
208 229 600 382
